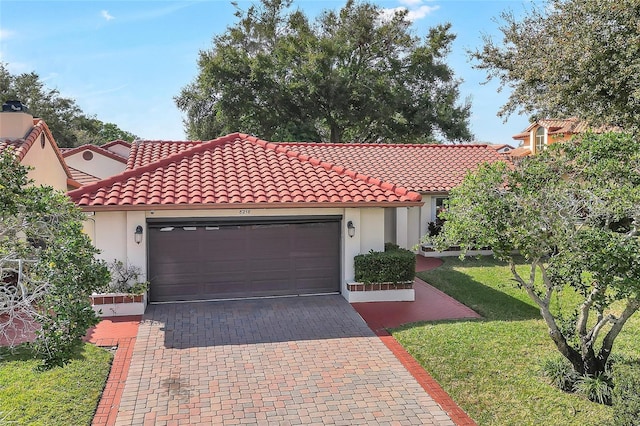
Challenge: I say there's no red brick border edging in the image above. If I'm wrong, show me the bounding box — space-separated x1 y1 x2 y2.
376 330 477 426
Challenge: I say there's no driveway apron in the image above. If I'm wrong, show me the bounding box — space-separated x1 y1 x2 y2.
115 295 455 425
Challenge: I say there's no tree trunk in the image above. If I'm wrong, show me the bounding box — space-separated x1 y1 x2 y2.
330 125 342 143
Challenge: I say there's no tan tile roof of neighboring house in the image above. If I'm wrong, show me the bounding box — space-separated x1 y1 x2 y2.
68 133 423 210
279 142 506 193
504 147 532 158
513 117 620 140
0 118 80 188
62 144 128 163
68 167 102 185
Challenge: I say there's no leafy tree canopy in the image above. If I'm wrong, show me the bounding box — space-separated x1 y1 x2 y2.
0 63 138 147
432 132 640 379
176 0 472 143
470 0 640 135
0 152 109 367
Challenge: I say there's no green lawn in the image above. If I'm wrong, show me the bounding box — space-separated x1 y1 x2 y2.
393 256 640 426
0 343 112 425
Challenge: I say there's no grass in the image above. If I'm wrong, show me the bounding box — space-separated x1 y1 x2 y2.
392 256 640 426
0 343 113 425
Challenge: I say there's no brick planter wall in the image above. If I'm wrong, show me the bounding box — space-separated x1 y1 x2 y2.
347 281 414 292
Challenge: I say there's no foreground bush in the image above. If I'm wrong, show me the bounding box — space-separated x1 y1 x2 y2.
354 246 415 284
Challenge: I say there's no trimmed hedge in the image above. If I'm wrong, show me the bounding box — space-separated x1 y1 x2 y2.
354 246 416 284
612 363 640 426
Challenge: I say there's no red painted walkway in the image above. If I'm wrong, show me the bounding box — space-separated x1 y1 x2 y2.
352 255 480 426
84 316 141 426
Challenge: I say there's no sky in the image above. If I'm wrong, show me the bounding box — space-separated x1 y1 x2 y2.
0 0 536 144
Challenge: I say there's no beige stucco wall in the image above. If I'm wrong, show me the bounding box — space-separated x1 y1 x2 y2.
0 112 33 139
86 206 388 299
64 150 126 179
21 133 68 191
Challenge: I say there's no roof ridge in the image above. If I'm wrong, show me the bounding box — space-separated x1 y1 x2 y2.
101 139 131 149
279 142 476 149
69 133 242 199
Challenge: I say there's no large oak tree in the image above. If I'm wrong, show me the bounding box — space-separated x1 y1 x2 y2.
176 0 472 143
471 0 640 135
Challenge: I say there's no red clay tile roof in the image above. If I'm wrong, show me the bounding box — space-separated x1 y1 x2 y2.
68 167 101 185
62 144 128 163
126 140 202 170
280 143 506 193
68 133 422 210
0 118 77 186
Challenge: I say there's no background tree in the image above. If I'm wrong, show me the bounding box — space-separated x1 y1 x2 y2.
0 152 109 367
432 132 640 382
0 63 138 147
176 0 472 143
470 0 640 135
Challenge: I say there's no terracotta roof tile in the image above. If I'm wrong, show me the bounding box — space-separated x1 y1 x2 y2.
68 167 101 185
280 143 506 193
68 134 421 209
126 140 202 170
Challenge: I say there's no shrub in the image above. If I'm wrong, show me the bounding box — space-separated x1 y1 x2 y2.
354 247 415 284
574 372 613 405
540 356 579 392
96 260 148 294
612 363 640 425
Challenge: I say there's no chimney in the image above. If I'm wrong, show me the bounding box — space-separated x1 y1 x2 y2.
0 100 34 139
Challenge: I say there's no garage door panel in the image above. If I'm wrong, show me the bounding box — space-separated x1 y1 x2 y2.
149 219 340 302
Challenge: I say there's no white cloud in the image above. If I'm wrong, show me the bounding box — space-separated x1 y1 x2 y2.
0 28 15 41
379 2 439 23
101 10 115 21
406 4 439 21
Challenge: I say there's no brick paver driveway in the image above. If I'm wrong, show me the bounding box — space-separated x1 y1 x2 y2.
116 295 455 425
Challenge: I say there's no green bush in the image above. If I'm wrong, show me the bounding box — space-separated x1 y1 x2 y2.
540 356 579 392
574 372 613 405
612 363 640 425
354 247 415 284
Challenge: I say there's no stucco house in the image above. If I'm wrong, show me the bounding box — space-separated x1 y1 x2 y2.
67 133 504 304
0 101 79 191
510 117 619 158
62 142 129 185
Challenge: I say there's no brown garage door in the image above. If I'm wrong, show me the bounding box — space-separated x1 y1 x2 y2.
148 219 341 302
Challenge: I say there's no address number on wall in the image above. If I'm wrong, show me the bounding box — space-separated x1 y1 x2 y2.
239 209 251 215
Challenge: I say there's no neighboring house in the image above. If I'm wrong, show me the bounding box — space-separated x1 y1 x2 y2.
67 133 505 304
487 143 516 154
62 143 128 185
511 117 618 157
0 101 79 191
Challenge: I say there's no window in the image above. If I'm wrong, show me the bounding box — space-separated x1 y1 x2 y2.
535 127 546 153
429 197 449 237
434 197 448 220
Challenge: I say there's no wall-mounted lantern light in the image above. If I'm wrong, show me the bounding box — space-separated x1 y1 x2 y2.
134 225 143 244
347 221 356 238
